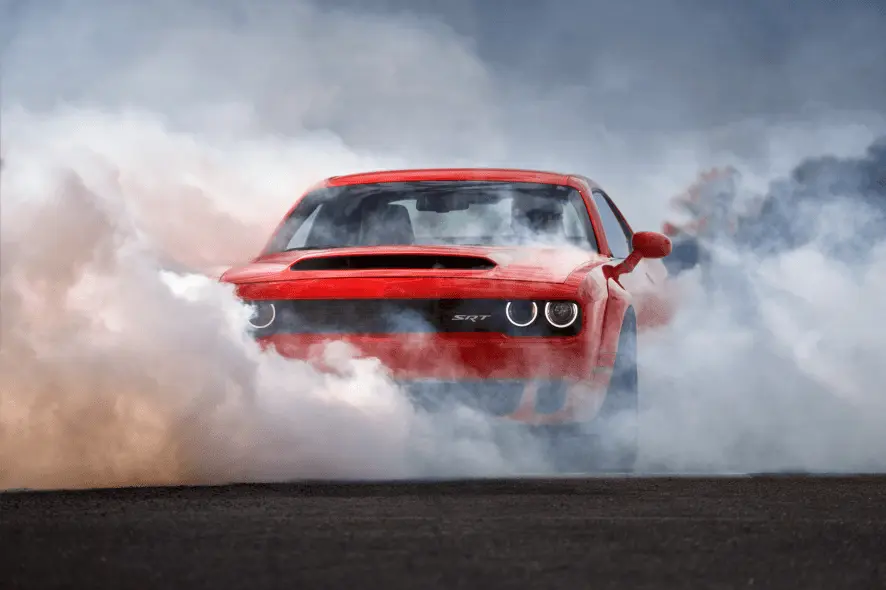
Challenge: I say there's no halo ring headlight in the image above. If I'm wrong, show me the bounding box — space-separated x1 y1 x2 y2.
248 302 276 329
544 301 579 329
505 301 538 327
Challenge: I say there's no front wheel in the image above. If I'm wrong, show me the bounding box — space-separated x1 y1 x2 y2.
538 308 639 474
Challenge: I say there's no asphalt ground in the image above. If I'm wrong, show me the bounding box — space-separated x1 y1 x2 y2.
2 476 885 589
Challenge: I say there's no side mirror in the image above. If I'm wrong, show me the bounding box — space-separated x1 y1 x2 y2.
605 231 672 280
632 231 672 259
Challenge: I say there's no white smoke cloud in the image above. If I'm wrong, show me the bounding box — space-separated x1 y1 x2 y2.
638 198 886 474
0 106 563 489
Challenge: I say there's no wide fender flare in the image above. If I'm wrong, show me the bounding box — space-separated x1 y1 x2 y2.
563 268 633 423
576 266 630 374
597 274 633 372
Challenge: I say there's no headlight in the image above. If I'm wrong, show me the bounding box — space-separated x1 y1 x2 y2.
248 301 276 329
505 300 538 327
544 301 578 328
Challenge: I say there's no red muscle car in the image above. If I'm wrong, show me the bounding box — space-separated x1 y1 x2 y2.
220 168 673 472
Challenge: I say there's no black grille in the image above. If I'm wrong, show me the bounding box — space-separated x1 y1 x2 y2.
248 299 581 336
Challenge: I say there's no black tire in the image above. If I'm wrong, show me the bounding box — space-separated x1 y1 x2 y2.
536 308 639 474
592 307 639 471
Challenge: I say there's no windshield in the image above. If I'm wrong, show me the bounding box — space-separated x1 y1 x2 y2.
264 180 599 253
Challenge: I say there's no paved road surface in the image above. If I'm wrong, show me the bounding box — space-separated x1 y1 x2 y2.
2 476 885 589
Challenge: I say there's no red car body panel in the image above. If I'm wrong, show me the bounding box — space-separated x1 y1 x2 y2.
220 168 674 426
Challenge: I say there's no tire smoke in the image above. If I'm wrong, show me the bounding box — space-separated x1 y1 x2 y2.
0 110 550 490
639 140 886 473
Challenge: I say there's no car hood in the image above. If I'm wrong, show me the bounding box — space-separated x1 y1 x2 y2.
220 245 607 285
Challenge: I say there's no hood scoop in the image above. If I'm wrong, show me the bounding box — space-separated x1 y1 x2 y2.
289 253 497 271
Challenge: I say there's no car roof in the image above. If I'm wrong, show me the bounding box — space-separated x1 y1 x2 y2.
321 168 601 190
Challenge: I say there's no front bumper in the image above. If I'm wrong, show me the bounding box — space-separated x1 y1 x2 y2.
259 333 611 425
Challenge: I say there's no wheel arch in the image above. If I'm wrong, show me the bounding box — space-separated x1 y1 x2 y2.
596 277 634 371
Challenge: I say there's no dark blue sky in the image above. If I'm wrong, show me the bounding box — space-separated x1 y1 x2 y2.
325 0 886 129
3 0 884 131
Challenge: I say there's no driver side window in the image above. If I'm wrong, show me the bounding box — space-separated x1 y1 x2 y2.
592 190 631 259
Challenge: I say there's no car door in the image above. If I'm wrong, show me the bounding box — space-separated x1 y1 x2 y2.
591 190 673 330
